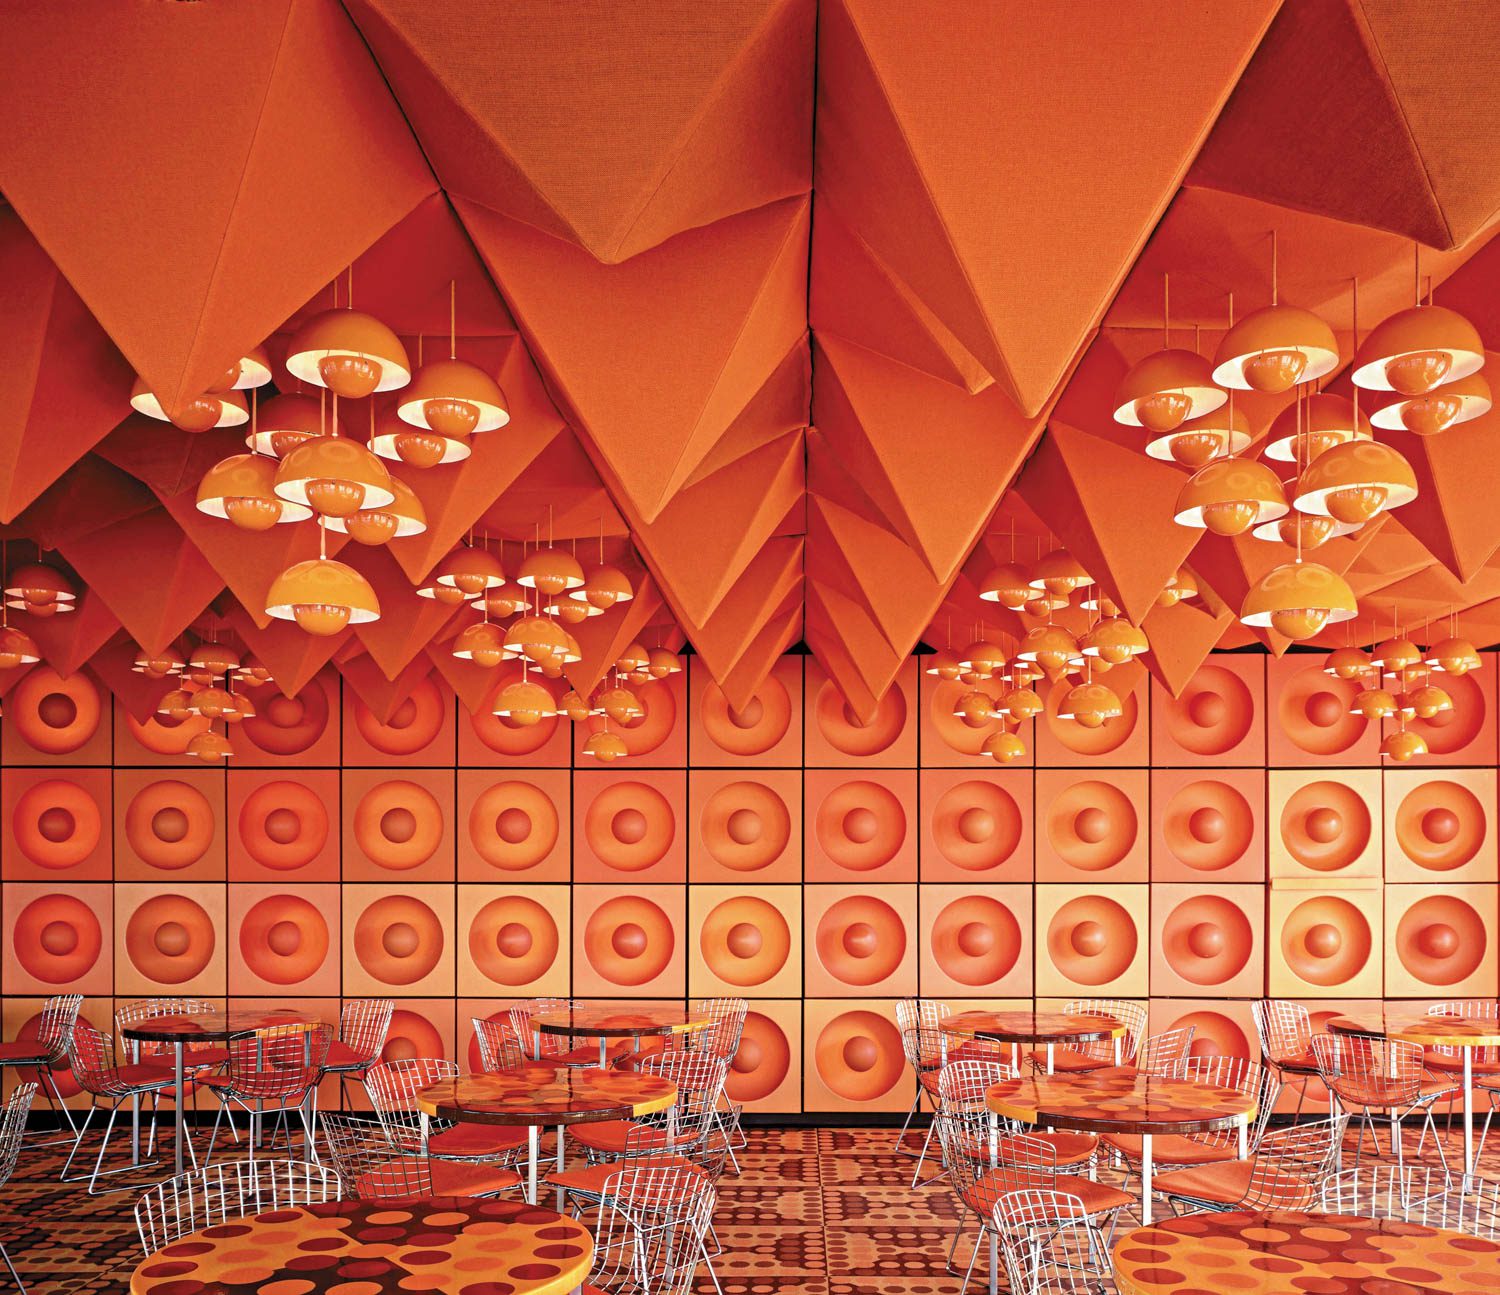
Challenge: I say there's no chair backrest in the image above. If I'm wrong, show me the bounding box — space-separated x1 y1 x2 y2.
135 1159 340 1255
1063 999 1147 1064
938 1059 1011 1112
896 998 949 1070
116 997 217 1058
992 1190 1101 1295
1319 1165 1488 1232
1135 1026 1196 1077
1311 1033 1424 1107
338 999 394 1063
690 997 747 1060
319 1112 431 1199
1253 999 1312 1063
67 1019 122 1094
364 1056 460 1116
1179 1054 1268 1148
225 1024 333 1101
1245 1114 1348 1210
0 1085 36 1188
472 1016 526 1072
639 1052 728 1147
35 994 83 1063
508 998 575 1059
591 1163 715 1295
1428 1000 1500 1066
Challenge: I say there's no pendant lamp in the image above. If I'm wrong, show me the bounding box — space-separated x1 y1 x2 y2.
1081 618 1149 664
491 679 557 726
197 454 311 530
1174 457 1289 535
1294 441 1417 525
1238 561 1357 641
646 649 681 679
1371 370 1492 436
322 476 427 545
954 691 997 727
1029 549 1093 596
452 621 507 667
286 306 411 398
0 626 39 669
187 730 233 763
1061 681 1123 729
1146 400 1251 467
1427 636 1481 675
1323 646 1370 681
370 405 471 469
584 729 629 762
435 546 506 595
1381 727 1428 762
274 436 395 518
1263 393 1371 462
1113 277 1226 434
1351 304 1485 395
130 377 249 432
983 731 1027 764
266 518 380 634
247 393 336 458
599 687 644 724
397 282 509 435
978 563 1036 610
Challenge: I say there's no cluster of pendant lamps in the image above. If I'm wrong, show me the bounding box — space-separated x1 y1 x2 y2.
1114 238 1488 759
0 541 79 690
145 638 272 763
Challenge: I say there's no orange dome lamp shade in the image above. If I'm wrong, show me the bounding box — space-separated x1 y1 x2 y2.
953 690 997 728
570 565 634 611
434 546 505 596
1323 646 1370 681
923 648 962 680
247 393 337 458
273 437 395 518
1238 561 1358 641
1059 681 1123 729
1016 624 1078 676
0 626 40 669
558 689 599 722
196 454 312 531
265 558 380 635
285 308 411 398
1112 348 1226 435
1381 727 1429 762
1029 549 1093 596
1212 304 1340 393
5 562 77 613
518 547 585 597
1405 684 1453 720
1174 458 1289 535
1145 400 1252 467
583 729 629 762
978 563 1037 610
1351 304 1485 396
1155 566 1198 608
599 687 644 724
226 346 273 390
502 616 568 663
1294 441 1417 525
130 376 249 432
321 476 428 545
545 595 601 623
451 620 507 668
397 357 509 438
187 643 240 679
1081 618 1149 664
187 729 233 763
1371 370 1492 436
491 679 558 726
233 655 273 685
983 730 1027 764
1351 687 1399 721
132 647 183 679
1263 393 1372 463
1370 636 1422 676
1427 635 1482 675
369 406 471 469
958 639 1007 680
1250 510 1357 550
615 642 651 681
646 648 681 679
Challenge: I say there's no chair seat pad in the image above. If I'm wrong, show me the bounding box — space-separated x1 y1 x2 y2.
323 1041 379 1073
552 1041 635 1067
1327 1076 1457 1106
997 1131 1098 1166
429 1123 528 1159
547 1154 703 1198
0 1042 50 1065
1156 1159 1313 1209
111 1064 180 1093
569 1119 672 1155
1265 1049 1320 1075
1101 1133 1238 1166
963 1168 1130 1216
351 1157 521 1198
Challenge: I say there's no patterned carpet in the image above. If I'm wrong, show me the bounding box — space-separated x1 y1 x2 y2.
0 1119 1490 1294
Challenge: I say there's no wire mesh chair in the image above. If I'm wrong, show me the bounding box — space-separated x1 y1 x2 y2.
0 994 81 1146
115 998 228 1071
1252 999 1324 1121
1425 1000 1500 1159
62 1020 179 1194
1103 1056 1268 1181
895 998 956 1180
472 1016 527 1072
936 1057 1101 1181
572 1053 729 1166
507 998 627 1067
134 1159 340 1255
322 999 393 1109
584 1163 716 1295
1312 1033 1455 1175
1158 1113 1349 1214
992 1189 1114 1295
200 1024 331 1167
0 1084 35 1291
1319 1165 1500 1234
363 1058 526 1163
1133 1026 1197 1077
319 1111 522 1199
1027 999 1147 1074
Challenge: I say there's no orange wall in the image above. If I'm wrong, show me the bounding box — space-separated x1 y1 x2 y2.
1 650 1496 1116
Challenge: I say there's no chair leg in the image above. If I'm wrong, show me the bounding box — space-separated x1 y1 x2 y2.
958 1221 986 1295
0 1239 26 1295
893 1086 921 1155
909 1116 940 1189
58 1104 95 1181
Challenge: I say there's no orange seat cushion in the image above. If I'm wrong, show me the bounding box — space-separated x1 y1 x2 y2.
430 1123 528 1159
1422 1050 1500 1076
568 1119 671 1155
1101 1133 1238 1166
352 1157 521 1197
323 1041 379 1072
1328 1076 1457 1107
963 1168 1131 1216
998 1131 1098 1166
0 1043 49 1065
547 1154 704 1198
1026 1047 1110 1074
1156 1159 1314 1209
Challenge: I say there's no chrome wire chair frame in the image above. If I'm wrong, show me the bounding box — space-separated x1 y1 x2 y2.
894 997 950 1181
1158 1113 1349 1216
318 1110 521 1200
576 1053 729 1168
688 997 748 1172
61 1020 179 1194
992 1189 1114 1295
1312 1033 1455 1177
363 1057 523 1167
583 1163 716 1295
1252 998 1325 1122
1132 1026 1197 1077
201 1024 331 1168
134 1158 340 1255
1027 999 1147 1074
1427 1000 1500 1163
1321 1165 1500 1236
0 1084 35 1292
323 999 393 1111
114 996 234 1154
0 995 82 1148
472 1016 527 1072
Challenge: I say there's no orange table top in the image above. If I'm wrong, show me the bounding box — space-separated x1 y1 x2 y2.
119 1008 323 1043
129 1197 593 1295
986 1071 1257 1135
529 1002 714 1038
417 1064 677 1126
940 1010 1124 1044
1113 1209 1500 1295
1328 1011 1500 1049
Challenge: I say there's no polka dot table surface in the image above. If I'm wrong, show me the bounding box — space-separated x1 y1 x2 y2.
419 1065 677 1125
986 1072 1258 1135
1113 1209 1500 1295
1328 1011 1500 1048
129 1197 593 1295
940 1009 1124 1044
117 1008 325 1043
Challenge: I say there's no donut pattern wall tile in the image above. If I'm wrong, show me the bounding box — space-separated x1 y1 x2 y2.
1384 768 1497 883
1148 884 1263 998
2 769 110 881
689 885 801 998
572 886 686 997
803 998 910 1113
457 769 570 882
1150 656 1265 766
229 884 339 996
341 770 455 882
341 885 456 997
920 770 1033 883
228 770 339 882
1270 769 1381 881
689 769 801 883
690 655 803 766
457 885 569 997
573 770 686 883
804 658 916 767
1268 887 1383 998
1 668 109 766
1150 768 1265 883
113 770 226 881
805 770 916 883
1035 671 1147 766
1034 884 1148 998
1384 884 1498 997
342 675 455 765
115 882 226 995
1150 999 1258 1063
2 883 112 994
804 885 918 998
1035 770 1147 882
918 884 1032 998
1267 656 1379 765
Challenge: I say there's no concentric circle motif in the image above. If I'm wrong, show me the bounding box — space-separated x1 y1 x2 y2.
583 895 675 987
1161 895 1254 986
1045 896 1137 986
1279 780 1371 871
352 779 444 871
701 675 791 756
12 779 101 870
1394 780 1486 871
123 710 210 755
470 707 560 755
1044 780 1137 872
352 677 446 755
590 680 676 756
931 780 1024 872
13 894 102 984
700 780 792 872
1043 682 1138 755
1412 670 1486 753
814 895 906 986
238 681 328 755
1162 664 1255 755
237 894 330 985
813 780 906 872
1281 896 1372 987
468 895 560 987
124 780 215 871
1277 666 1365 755
124 894 216 985
583 781 675 872
237 780 329 872
1166 1010 1252 1061
353 894 445 985
699 896 791 987
727 1011 791 1104
1161 779 1255 872
468 781 560 872
814 1009 905 1102
381 1008 444 1063
815 678 906 756
8 669 101 755
1395 895 1487 986
931 895 1023 986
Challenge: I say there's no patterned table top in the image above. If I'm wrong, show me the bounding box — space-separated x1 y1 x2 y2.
120 1009 324 1044
1328 1011 1500 1048
129 1197 593 1295
530 1002 714 1038
417 1065 678 1126
939 1010 1124 1045
1113 1209 1500 1295
986 1072 1257 1135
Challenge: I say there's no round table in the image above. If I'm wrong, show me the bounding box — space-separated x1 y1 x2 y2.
417 1065 677 1204
129 1196 594 1295
530 1002 714 1068
1113 1208 1500 1295
938 1010 1125 1073
986 1072 1257 1224
120 1008 324 1175
1330 1010 1500 1178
